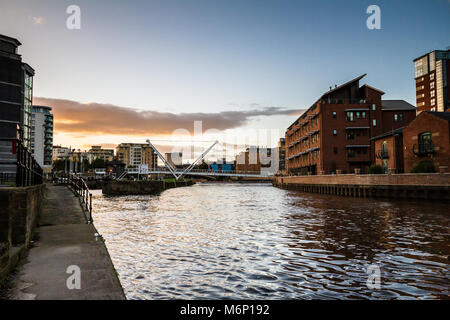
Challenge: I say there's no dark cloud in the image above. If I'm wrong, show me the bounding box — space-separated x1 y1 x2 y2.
34 97 302 136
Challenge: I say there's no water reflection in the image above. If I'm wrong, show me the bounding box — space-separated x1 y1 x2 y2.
91 183 449 300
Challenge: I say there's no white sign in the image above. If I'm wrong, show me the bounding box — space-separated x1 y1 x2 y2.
138 164 149 174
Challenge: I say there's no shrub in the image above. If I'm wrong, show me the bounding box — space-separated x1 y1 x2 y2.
411 160 436 173
368 164 383 174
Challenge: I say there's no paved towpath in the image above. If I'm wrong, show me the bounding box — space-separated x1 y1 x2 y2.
4 185 125 300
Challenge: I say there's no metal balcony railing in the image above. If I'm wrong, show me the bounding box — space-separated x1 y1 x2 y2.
376 149 389 159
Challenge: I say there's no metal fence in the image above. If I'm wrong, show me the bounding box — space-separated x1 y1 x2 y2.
66 174 93 223
0 137 43 187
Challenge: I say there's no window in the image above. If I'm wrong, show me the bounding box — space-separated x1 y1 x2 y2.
418 132 433 153
333 112 337 118
356 111 360 119
346 111 354 121
372 104 376 111
381 141 388 158
394 114 398 122
373 119 377 126
347 149 355 158
430 82 435 89
431 90 435 98
333 129 337 136
399 114 403 122
430 73 435 81
431 98 436 106
362 111 366 119
347 131 355 140
333 147 338 155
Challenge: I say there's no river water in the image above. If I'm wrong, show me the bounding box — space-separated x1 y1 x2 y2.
91 182 449 300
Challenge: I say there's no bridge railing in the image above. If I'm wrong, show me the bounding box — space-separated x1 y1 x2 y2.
66 174 93 224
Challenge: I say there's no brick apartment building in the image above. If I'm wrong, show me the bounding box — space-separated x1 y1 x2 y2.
414 49 450 113
403 112 450 173
285 74 416 175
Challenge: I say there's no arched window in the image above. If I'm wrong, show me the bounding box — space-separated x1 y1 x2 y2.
381 141 388 157
418 132 433 153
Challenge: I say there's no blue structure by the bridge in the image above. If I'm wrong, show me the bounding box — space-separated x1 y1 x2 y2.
210 163 233 172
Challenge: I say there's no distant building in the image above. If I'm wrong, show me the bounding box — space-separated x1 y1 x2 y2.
88 145 114 163
402 112 450 173
235 147 273 174
413 49 450 113
285 74 416 175
278 138 286 173
0 34 35 150
117 143 157 169
52 145 70 161
31 106 53 172
165 152 183 168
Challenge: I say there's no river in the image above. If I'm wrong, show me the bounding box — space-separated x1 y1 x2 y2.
91 182 449 300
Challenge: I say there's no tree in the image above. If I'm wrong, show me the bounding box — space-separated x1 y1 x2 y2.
196 159 209 170
411 160 436 173
368 164 383 174
91 158 106 168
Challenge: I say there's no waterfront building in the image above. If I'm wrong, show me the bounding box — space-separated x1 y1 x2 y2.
165 152 183 168
31 106 53 172
235 147 273 173
0 34 35 149
88 145 114 163
52 145 70 161
285 74 416 175
117 143 157 169
278 138 286 173
402 112 450 173
372 127 405 174
413 49 450 113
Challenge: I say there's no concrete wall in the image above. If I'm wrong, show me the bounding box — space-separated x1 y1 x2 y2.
102 180 194 196
0 184 45 283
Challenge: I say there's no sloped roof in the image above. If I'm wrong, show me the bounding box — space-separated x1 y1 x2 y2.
382 100 416 110
427 112 450 121
320 74 367 99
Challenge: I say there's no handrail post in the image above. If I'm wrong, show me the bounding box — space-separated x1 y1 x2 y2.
89 193 93 223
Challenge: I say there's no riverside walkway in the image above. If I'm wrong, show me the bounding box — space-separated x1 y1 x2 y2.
4 185 125 300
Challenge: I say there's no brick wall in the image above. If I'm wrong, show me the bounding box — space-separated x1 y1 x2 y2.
275 172 450 186
403 112 450 172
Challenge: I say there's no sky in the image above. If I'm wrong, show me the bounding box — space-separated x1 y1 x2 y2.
0 0 449 161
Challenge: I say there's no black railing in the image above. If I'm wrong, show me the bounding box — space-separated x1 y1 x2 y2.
0 137 43 187
376 149 389 159
66 174 93 223
413 141 434 156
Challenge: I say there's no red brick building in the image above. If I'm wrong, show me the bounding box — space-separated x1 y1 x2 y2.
403 112 450 173
372 127 405 173
413 49 450 113
285 74 416 175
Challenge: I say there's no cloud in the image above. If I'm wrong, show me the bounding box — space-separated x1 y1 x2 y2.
32 16 46 25
34 97 302 136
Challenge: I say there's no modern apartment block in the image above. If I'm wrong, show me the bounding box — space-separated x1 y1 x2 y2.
117 143 157 169
88 145 114 163
31 105 53 172
52 145 70 161
414 49 450 113
285 74 416 175
0 34 35 149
